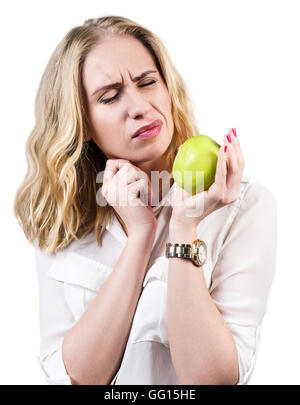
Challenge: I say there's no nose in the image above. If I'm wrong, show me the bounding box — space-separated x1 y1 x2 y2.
125 86 152 119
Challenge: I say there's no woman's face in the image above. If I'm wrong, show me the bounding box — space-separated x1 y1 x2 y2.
82 35 174 174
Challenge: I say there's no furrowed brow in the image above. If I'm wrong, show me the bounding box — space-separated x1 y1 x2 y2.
91 70 157 97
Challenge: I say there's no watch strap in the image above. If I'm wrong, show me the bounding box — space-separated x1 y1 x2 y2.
165 239 204 267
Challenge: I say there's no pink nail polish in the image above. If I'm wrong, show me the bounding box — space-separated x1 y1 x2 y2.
225 145 227 153
226 134 231 143
232 128 237 137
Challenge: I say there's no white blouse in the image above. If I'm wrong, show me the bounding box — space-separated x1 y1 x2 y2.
34 173 277 385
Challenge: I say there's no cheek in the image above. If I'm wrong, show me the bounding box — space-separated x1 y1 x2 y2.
153 89 171 116
90 106 120 136
159 92 173 128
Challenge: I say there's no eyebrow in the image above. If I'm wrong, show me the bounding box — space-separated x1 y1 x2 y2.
91 70 158 97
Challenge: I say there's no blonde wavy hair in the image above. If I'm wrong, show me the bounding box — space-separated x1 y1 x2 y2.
13 15 199 254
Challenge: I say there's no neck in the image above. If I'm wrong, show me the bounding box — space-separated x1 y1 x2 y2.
134 155 174 206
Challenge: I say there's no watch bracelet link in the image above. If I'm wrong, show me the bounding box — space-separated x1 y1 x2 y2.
165 239 207 267
165 242 199 261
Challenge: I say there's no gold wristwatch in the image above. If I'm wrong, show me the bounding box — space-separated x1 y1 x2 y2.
165 239 207 267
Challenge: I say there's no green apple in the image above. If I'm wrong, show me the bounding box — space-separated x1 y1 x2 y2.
172 135 221 195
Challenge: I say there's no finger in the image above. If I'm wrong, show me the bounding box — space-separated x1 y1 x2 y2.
126 167 149 186
115 164 134 186
102 159 129 186
127 168 153 205
227 129 238 162
229 128 245 167
103 161 132 200
118 166 152 203
129 167 153 205
228 128 245 179
223 134 239 175
223 138 242 197
214 143 228 187
128 178 149 207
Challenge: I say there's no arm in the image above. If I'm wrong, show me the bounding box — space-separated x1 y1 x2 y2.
167 180 277 385
167 224 239 385
167 129 246 384
62 229 156 385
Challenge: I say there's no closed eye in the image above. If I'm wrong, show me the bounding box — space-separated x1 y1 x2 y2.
139 80 156 88
98 80 157 104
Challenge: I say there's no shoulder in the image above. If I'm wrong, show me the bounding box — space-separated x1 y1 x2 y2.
34 232 114 293
34 231 97 260
33 232 100 276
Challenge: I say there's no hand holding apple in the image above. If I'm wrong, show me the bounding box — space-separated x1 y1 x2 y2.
170 128 245 233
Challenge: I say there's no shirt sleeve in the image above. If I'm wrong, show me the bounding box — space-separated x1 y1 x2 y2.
34 241 73 385
209 180 277 384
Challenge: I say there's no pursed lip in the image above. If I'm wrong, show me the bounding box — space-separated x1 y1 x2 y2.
132 119 163 138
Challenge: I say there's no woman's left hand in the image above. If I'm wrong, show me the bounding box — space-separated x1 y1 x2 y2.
170 128 245 232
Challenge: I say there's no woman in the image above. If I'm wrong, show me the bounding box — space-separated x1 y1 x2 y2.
14 15 277 385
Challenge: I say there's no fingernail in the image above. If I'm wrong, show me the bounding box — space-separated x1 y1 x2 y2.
232 128 237 137
224 145 227 153
226 134 231 143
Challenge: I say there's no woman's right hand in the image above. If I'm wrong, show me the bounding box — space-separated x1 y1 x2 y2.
101 159 157 238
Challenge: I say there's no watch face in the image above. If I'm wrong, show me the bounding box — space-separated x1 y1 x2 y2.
193 240 207 266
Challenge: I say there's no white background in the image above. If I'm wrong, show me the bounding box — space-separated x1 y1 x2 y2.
1 0 299 384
